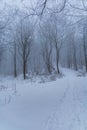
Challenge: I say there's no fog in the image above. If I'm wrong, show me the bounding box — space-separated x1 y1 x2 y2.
0 0 87 78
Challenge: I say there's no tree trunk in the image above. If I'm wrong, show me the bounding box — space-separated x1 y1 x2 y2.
47 64 52 74
83 39 87 72
83 27 87 72
23 61 26 80
84 55 87 72
56 51 60 74
14 55 17 77
73 52 77 71
85 58 87 72
14 43 17 77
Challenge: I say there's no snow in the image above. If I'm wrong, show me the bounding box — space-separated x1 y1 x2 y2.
0 69 87 130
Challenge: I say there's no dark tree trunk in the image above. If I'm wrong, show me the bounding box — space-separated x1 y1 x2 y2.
23 60 26 80
85 58 87 72
84 54 87 72
73 52 77 71
56 51 60 74
83 27 87 72
14 43 17 77
83 36 87 72
14 56 17 77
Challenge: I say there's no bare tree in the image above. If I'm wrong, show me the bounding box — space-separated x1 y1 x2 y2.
0 9 10 72
54 33 63 74
9 30 18 78
39 0 67 15
39 21 55 74
72 42 78 70
9 40 17 78
13 40 17 78
83 26 87 72
40 15 66 74
51 17 64 74
41 41 53 74
22 0 67 19
69 0 87 12
16 20 33 79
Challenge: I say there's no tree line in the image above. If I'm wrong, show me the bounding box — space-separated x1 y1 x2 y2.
0 0 87 79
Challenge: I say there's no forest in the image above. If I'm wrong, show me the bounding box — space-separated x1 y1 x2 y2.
0 1 87 130
0 0 87 79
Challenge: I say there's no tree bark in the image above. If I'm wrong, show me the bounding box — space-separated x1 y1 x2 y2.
23 60 26 79
56 50 60 74
14 43 17 77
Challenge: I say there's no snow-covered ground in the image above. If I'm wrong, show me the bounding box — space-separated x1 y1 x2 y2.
0 69 87 130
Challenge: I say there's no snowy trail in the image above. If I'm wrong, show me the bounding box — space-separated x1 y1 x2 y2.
0 71 87 130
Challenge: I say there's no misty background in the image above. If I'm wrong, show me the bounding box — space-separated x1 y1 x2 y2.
0 0 87 79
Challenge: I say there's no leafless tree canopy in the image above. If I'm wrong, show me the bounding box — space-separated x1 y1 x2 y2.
0 0 87 78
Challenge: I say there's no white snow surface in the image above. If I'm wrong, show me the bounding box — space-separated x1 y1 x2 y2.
0 69 87 130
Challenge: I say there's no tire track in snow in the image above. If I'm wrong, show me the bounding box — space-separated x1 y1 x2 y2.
70 81 87 130
43 77 87 130
43 79 70 130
